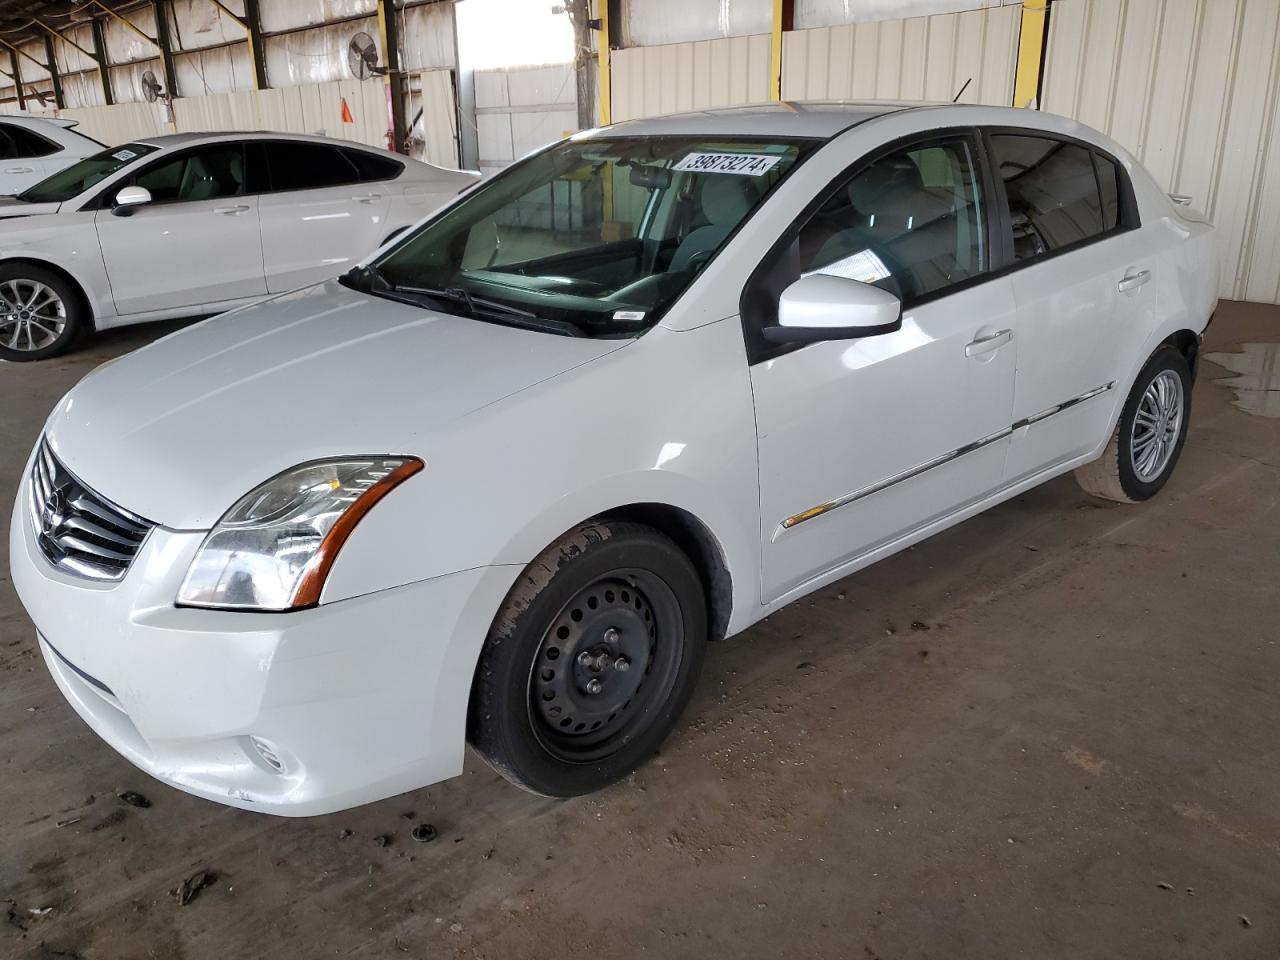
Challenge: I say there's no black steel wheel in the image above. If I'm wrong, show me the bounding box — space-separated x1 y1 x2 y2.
470 520 707 797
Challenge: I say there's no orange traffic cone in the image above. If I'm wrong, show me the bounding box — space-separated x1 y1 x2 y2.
340 97 354 124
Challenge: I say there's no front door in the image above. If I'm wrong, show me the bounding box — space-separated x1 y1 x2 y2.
94 143 266 315
753 133 1017 603
986 133 1154 482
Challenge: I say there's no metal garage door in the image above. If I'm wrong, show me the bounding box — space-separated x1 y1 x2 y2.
1042 0 1280 304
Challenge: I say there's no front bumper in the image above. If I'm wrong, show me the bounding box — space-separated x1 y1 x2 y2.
11 474 517 817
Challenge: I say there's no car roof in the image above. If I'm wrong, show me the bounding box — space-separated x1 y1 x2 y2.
587 100 1063 141
0 115 85 131
132 130 390 152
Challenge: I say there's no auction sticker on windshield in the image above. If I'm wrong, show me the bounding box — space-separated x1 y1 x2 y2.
673 152 782 176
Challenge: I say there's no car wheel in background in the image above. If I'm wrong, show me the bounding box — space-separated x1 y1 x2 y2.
470 520 708 798
1075 345 1193 503
0 263 84 362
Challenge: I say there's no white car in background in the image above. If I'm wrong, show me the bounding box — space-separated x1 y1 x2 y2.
11 102 1217 815
0 116 103 196
0 131 478 360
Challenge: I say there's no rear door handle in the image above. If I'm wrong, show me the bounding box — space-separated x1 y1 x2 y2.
352 194 382 204
965 329 1013 358
1118 269 1151 293
3 166 33 174
213 204 250 215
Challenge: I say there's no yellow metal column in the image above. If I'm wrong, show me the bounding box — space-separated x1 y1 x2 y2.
770 0 792 101
1013 0 1049 109
596 0 611 125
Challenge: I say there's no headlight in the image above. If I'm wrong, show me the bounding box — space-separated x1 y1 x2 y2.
178 457 423 611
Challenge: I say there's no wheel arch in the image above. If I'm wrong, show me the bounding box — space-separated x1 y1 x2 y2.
1160 327 1201 380
0 256 95 328
593 503 734 643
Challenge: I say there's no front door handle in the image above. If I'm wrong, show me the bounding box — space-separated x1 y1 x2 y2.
1118 269 1151 293
965 329 1014 358
3 166 33 174
213 204 250 215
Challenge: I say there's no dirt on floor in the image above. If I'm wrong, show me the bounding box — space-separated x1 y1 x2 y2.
1 304 1278 960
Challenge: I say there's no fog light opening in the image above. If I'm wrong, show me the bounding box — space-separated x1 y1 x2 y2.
249 736 286 774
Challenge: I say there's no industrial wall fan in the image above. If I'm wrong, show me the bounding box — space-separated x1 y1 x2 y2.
347 32 387 80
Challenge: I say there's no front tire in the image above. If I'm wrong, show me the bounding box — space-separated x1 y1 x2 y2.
470 520 707 798
1075 345 1192 503
0 264 84 362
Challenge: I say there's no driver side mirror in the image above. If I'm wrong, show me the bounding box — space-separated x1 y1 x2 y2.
763 273 902 344
111 185 152 217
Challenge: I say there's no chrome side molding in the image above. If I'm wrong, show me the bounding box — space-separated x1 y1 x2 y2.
778 382 1116 533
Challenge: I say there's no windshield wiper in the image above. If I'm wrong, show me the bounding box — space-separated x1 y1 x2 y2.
341 266 583 337
392 283 584 337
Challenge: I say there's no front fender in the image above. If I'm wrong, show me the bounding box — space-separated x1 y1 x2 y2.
320 320 764 633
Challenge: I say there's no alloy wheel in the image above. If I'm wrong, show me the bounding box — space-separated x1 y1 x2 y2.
0 279 67 353
1131 369 1184 482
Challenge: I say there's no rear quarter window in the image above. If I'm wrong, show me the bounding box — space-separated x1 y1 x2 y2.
343 148 403 182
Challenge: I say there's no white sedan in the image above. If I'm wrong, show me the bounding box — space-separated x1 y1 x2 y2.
0 116 103 196
0 131 478 361
10 102 1217 815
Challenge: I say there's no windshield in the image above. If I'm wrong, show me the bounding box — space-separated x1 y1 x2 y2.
18 142 159 204
353 135 816 336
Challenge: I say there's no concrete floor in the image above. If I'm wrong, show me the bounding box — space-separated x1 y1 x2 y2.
2 303 1278 960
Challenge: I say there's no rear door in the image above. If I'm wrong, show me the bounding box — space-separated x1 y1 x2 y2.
986 131 1152 483
0 123 60 194
258 141 393 292
94 142 266 315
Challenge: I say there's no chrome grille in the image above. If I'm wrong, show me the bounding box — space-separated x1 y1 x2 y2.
28 441 154 582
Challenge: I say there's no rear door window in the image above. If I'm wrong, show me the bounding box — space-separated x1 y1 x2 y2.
265 142 360 191
0 124 58 158
988 134 1106 261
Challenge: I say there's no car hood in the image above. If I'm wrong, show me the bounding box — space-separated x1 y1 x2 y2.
0 196 61 218
44 281 628 529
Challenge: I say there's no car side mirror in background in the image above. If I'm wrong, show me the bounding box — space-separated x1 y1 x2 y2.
111 185 152 217
763 273 903 344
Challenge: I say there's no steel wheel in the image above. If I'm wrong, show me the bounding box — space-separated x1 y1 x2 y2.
0 278 67 353
1130 369 1184 482
528 570 683 763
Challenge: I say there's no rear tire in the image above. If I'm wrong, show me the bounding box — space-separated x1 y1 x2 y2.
0 264 84 362
1075 346 1192 503
469 520 707 798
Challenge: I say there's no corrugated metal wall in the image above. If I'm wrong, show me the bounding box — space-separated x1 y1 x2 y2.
610 34 772 123
781 5 1020 102
57 72 459 167
1042 0 1280 304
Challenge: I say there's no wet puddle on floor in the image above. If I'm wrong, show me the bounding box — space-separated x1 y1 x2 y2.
1204 342 1280 418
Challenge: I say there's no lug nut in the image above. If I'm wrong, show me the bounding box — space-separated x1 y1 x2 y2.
603 627 620 643
614 657 631 672
577 650 594 666
585 678 603 695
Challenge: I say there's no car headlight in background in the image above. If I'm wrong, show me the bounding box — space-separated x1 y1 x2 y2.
178 457 423 611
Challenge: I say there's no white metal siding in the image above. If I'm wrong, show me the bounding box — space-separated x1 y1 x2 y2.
55 73 460 168
474 62 578 173
780 6 1021 104
610 35 772 122
1043 0 1280 304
